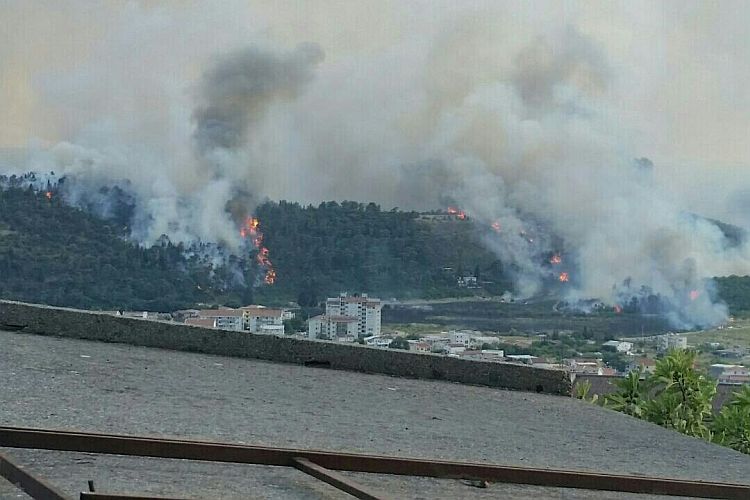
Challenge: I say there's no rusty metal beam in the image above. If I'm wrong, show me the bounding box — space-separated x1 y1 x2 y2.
0 449 72 500
1 426 749 499
292 457 388 500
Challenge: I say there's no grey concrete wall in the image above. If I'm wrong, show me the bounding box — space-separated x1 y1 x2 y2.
0 300 572 395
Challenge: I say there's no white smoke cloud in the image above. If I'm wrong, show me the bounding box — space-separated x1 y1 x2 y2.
1 0 749 327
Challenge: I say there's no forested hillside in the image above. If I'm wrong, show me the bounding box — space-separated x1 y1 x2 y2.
0 188 507 310
254 200 508 304
2 185 749 314
715 276 750 316
0 187 256 310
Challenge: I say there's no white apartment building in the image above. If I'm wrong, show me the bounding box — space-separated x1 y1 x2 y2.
325 293 382 338
197 308 244 331
241 305 284 334
449 330 474 346
658 334 687 352
308 315 359 341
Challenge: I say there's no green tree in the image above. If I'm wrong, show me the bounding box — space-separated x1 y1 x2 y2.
642 349 716 440
389 337 410 350
711 385 750 454
604 370 645 418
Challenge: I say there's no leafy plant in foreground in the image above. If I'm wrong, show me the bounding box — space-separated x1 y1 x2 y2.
712 385 750 454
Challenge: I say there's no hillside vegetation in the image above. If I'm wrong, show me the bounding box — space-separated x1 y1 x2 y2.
1 185 749 315
0 187 256 310
254 200 508 304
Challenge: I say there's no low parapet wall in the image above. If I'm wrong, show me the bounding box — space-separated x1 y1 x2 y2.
0 300 572 395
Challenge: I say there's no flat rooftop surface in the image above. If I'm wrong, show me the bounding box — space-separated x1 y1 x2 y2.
1 330 748 499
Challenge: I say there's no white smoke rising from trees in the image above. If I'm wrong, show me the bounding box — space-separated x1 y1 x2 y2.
1 1 749 327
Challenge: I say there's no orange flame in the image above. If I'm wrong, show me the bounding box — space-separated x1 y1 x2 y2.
689 289 700 301
491 221 502 233
45 191 53 200
550 254 562 265
447 206 466 220
240 216 275 286
614 304 622 314
558 272 569 282
264 269 276 285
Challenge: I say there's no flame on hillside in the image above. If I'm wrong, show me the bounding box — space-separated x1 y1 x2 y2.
558 272 569 282
240 216 276 285
447 206 466 220
550 254 562 265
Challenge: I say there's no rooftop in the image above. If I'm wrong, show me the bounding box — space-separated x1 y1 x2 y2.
197 308 244 318
183 318 216 328
1 329 748 498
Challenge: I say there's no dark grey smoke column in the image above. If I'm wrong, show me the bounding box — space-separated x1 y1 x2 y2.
193 42 325 155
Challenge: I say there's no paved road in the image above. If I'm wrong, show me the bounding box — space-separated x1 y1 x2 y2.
0 330 748 498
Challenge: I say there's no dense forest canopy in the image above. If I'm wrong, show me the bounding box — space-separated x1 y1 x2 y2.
254 200 509 304
1 184 749 317
0 186 257 310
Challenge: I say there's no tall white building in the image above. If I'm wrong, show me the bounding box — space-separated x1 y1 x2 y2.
325 293 382 339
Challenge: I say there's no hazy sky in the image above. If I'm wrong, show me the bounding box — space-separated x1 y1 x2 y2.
2 2 747 209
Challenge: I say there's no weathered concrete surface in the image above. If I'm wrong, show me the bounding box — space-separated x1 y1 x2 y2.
1 330 748 489
0 300 572 395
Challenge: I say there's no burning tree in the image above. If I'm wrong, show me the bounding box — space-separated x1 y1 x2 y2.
240 216 276 285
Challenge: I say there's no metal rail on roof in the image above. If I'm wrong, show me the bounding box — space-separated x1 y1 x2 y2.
0 450 71 500
1 425 749 499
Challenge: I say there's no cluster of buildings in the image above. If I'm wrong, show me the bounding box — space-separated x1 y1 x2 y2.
307 293 382 341
172 296 748 389
183 305 292 334
709 364 750 385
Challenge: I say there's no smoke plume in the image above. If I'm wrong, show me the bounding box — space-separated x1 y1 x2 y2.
1 1 749 327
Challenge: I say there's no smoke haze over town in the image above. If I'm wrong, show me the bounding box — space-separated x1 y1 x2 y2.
2 0 750 328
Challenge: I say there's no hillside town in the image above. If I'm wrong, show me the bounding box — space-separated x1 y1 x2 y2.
120 291 750 387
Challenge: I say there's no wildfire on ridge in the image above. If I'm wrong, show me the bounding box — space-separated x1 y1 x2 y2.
689 289 700 301
550 254 562 265
447 206 467 220
45 191 53 200
491 221 502 233
240 216 276 285
558 272 569 283
614 304 623 314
